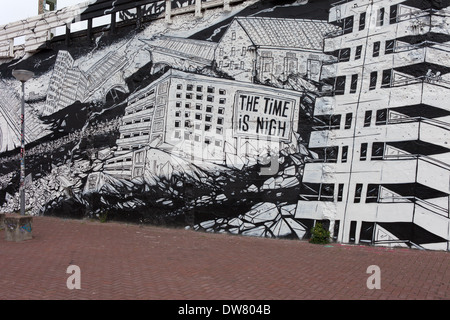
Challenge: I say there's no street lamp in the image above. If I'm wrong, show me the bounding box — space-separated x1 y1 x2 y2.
12 69 34 216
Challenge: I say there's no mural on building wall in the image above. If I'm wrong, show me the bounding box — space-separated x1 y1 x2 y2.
0 0 449 251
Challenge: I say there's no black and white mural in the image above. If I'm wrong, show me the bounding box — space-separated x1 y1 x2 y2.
0 0 449 251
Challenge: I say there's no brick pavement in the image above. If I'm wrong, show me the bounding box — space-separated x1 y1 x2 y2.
0 216 449 300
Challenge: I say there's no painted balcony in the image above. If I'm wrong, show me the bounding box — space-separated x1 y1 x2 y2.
302 158 420 185
294 199 416 223
119 121 153 134
385 117 450 149
416 156 450 195
294 200 339 220
307 115 450 150
116 134 151 147
103 161 132 170
324 9 450 53
414 202 450 240
322 41 450 80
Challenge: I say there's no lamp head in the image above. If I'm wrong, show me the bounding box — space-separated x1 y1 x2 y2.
12 69 35 82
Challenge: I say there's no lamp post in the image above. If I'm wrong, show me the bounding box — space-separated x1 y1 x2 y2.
12 69 34 216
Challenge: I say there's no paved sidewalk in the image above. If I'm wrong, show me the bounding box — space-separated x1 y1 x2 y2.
0 216 449 300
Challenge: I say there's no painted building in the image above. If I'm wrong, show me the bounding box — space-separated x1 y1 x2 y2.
45 50 88 115
143 35 217 73
214 16 340 84
298 0 450 250
103 69 303 180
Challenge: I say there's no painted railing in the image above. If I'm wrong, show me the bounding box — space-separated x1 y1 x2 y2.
0 0 241 59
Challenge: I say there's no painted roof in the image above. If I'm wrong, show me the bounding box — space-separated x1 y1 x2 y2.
143 36 217 63
234 17 340 50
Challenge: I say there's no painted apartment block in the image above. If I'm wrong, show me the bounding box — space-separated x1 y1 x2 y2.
103 69 303 179
44 50 88 115
214 16 340 84
297 0 450 250
45 45 135 115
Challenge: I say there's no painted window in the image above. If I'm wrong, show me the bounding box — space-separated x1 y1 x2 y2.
319 184 335 201
350 74 358 93
377 8 385 26
360 143 368 161
373 41 380 57
369 71 378 90
364 110 372 127
376 109 388 125
343 15 354 34
355 45 362 60
354 184 363 203
366 184 380 203
371 143 385 160
359 12 366 30
337 184 344 202
345 113 352 129
341 146 348 163
381 69 392 88
339 48 351 62
385 40 395 54
334 76 346 95
390 5 398 24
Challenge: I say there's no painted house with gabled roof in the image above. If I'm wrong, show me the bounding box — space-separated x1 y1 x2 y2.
214 16 340 85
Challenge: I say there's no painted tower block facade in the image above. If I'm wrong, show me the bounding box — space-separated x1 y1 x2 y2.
298 0 450 250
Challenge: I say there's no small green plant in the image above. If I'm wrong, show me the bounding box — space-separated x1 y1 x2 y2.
99 211 108 223
309 222 331 244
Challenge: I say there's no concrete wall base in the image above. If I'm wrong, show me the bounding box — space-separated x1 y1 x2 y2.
4 215 33 242
0 213 4 231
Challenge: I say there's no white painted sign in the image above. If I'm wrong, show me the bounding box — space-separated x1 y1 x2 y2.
234 91 295 142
